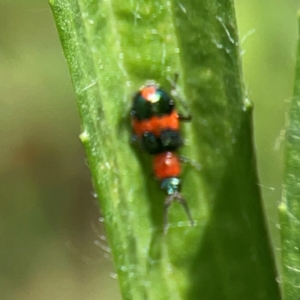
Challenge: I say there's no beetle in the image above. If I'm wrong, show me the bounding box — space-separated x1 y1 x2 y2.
131 76 193 233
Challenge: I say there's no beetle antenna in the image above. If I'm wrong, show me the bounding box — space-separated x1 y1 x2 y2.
164 191 194 234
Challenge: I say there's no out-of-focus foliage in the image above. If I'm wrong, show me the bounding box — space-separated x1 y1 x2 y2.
235 0 299 267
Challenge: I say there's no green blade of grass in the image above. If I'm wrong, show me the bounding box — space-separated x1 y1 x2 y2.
50 0 281 299
280 11 300 299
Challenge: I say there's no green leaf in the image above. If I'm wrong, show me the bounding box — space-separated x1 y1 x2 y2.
49 0 281 299
280 11 300 299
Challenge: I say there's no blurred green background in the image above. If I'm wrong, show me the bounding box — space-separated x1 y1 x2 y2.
0 0 299 299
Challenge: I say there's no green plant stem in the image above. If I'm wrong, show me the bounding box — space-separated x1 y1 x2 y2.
280 11 300 300
50 0 280 299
